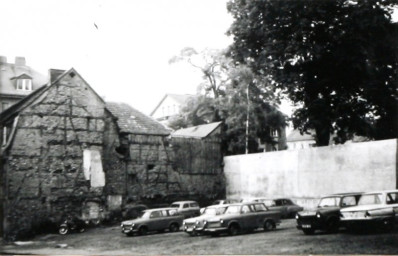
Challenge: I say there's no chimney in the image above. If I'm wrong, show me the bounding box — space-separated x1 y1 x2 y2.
0 56 7 64
15 56 26 66
48 69 66 84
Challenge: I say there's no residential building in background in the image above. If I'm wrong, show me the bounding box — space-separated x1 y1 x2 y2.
0 56 47 112
150 93 195 125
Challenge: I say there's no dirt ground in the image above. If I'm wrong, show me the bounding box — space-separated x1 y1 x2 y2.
1 219 398 255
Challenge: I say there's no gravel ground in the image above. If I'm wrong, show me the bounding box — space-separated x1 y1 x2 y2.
1 219 398 255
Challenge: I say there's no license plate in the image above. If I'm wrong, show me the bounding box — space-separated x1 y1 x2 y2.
302 224 311 229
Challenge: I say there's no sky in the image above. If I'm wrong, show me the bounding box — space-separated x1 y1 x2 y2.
1 0 233 115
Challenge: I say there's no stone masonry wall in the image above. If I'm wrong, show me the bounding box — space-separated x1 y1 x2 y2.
2 73 121 240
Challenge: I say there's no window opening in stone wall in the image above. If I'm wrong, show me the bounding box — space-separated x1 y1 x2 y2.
2 127 7 146
146 164 155 181
83 149 106 187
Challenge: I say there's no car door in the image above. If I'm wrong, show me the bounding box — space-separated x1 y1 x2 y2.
148 210 162 231
240 204 258 229
252 203 269 228
386 192 398 223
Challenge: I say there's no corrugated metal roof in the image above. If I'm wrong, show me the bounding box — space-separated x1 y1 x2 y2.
171 121 222 139
106 102 171 136
286 129 315 142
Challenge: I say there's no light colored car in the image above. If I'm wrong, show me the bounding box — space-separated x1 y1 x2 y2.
340 190 398 231
183 204 229 236
203 202 281 236
120 208 183 236
170 201 200 218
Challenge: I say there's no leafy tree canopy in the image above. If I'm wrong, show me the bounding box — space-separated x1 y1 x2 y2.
169 49 287 155
227 0 398 145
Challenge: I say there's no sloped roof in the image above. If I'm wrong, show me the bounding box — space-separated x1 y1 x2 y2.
106 102 171 136
286 129 315 142
150 93 195 116
0 60 47 97
171 121 222 139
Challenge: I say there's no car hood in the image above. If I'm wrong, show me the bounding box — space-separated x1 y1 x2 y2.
340 204 387 212
299 206 340 216
121 218 148 225
184 215 212 223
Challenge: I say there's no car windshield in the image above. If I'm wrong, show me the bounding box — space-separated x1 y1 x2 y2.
138 211 151 219
358 193 383 205
318 197 340 207
170 204 179 208
203 208 224 216
224 205 240 214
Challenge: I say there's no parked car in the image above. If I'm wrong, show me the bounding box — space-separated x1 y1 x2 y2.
170 201 200 218
183 204 229 236
203 202 281 236
296 192 362 235
200 199 239 214
242 197 304 218
120 208 183 236
340 190 398 232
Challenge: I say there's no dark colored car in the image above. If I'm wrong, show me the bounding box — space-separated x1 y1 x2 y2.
244 198 304 218
296 192 362 235
122 204 148 220
121 208 183 236
203 202 281 236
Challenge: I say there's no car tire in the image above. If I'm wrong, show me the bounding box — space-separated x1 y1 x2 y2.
264 220 275 231
139 226 148 236
228 223 240 236
302 228 315 235
169 223 179 232
59 226 69 235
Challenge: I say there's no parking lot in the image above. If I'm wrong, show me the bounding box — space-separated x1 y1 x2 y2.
1 219 397 255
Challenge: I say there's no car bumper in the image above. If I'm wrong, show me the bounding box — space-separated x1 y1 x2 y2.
203 227 228 234
341 217 394 228
296 217 326 231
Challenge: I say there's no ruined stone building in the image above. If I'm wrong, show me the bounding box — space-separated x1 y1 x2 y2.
0 56 47 112
0 68 224 240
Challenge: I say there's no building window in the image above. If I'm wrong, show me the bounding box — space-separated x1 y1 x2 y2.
16 79 32 91
270 129 278 137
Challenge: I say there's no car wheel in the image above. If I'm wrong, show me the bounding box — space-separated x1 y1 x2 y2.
302 228 315 235
169 223 179 232
59 226 69 235
264 220 275 231
326 218 339 233
139 226 148 236
228 223 240 236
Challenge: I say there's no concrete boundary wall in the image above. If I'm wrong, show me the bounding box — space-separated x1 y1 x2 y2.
224 139 397 209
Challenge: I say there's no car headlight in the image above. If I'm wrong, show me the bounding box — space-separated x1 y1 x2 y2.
204 220 207 225
121 223 124 227
295 214 299 219
196 220 200 225
183 221 186 226
316 212 321 218
220 219 224 224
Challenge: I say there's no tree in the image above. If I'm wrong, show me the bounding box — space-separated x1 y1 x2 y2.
227 0 398 145
169 48 287 155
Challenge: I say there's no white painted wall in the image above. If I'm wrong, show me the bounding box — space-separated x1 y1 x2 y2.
224 139 397 209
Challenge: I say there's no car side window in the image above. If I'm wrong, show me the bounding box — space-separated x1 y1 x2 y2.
183 203 189 208
342 196 357 206
241 205 251 213
161 210 168 216
285 199 293 205
168 209 178 216
150 211 161 218
190 203 199 207
387 193 398 204
275 200 283 206
253 203 267 212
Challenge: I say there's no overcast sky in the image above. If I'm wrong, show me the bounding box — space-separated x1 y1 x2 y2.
1 0 233 114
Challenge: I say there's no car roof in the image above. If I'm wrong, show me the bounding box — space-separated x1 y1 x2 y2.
206 204 232 209
326 192 363 197
361 189 398 195
144 207 176 212
171 201 198 204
